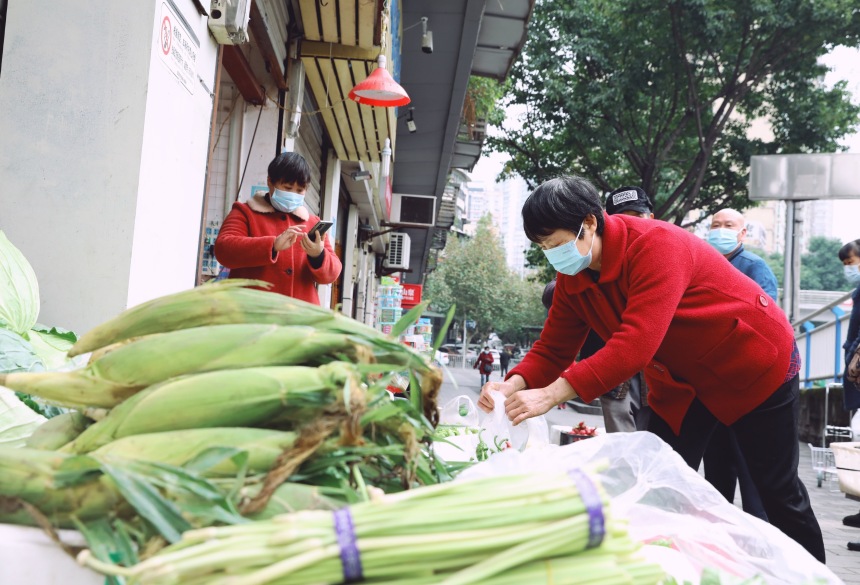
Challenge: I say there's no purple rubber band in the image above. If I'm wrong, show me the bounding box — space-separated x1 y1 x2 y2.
333 508 363 583
568 469 605 549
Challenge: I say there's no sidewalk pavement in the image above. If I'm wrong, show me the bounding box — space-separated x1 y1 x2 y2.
438 366 860 584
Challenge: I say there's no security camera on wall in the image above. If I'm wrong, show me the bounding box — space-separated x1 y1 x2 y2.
421 17 433 54
209 0 251 45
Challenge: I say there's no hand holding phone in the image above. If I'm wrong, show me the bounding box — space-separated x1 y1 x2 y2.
308 220 333 239
301 220 332 257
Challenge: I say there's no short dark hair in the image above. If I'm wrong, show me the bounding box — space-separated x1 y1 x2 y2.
268 152 311 188
839 239 860 262
541 279 556 310
522 176 605 243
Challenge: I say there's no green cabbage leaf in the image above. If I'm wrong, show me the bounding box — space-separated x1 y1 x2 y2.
25 324 78 370
0 231 40 335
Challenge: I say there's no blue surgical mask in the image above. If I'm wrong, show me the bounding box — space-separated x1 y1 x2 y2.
270 189 305 213
844 264 860 286
707 228 740 254
542 224 594 276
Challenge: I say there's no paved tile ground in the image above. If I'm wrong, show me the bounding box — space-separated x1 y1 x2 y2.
439 366 860 583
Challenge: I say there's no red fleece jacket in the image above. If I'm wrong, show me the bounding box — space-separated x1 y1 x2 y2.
507 214 795 434
214 196 342 306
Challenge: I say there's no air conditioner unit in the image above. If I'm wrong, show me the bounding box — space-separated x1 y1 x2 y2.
390 193 436 227
208 0 251 45
384 232 411 271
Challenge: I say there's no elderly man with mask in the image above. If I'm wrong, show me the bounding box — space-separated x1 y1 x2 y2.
703 208 779 521
707 209 778 298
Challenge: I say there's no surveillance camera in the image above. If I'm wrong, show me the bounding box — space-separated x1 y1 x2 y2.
422 30 433 54
406 108 417 133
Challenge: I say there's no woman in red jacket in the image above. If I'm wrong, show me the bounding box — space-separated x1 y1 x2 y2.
214 152 342 306
474 346 494 386
478 175 825 562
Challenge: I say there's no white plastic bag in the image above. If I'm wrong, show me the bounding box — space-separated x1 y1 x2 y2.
478 390 528 456
458 432 841 585
524 415 550 448
439 395 479 427
434 395 480 463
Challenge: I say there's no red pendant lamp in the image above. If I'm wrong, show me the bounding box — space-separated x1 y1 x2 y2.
349 55 411 107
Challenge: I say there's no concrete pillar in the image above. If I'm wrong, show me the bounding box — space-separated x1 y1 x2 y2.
340 204 359 317
317 148 340 309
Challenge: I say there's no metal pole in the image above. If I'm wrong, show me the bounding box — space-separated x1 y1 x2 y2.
791 202 803 323
462 316 468 370
782 201 795 320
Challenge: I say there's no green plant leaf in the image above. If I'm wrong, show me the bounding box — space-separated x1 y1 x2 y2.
54 454 102 487
409 370 422 418
74 518 137 584
98 460 191 543
390 300 430 338
432 304 457 353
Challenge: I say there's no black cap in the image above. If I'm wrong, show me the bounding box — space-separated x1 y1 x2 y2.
605 186 652 215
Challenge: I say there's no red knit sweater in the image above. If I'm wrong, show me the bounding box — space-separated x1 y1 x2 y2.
508 214 795 434
214 196 342 306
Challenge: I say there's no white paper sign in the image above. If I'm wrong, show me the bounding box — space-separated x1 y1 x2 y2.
157 1 199 95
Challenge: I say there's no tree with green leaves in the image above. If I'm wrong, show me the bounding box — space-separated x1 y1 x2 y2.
490 0 860 225
749 237 851 292
523 242 555 284
425 216 543 346
801 237 852 291
495 278 547 346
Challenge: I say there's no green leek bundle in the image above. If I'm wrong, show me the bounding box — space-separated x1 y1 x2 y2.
82 471 665 585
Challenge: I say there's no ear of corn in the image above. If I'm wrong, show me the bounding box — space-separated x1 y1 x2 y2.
24 411 91 450
92 428 298 476
0 447 126 526
69 280 382 356
63 362 358 454
3 324 370 409
242 482 342 520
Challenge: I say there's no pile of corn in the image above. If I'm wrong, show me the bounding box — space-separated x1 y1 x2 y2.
0 280 445 559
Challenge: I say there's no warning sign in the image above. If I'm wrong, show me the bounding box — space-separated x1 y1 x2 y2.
157 1 198 95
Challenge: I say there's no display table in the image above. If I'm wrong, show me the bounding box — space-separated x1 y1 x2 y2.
0 524 102 585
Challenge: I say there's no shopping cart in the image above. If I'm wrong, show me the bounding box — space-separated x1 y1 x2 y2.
807 443 839 489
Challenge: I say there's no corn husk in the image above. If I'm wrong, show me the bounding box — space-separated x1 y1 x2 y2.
2 324 372 409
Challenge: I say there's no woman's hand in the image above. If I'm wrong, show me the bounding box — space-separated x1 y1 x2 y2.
273 226 305 252
504 378 576 425
477 375 525 413
300 230 325 258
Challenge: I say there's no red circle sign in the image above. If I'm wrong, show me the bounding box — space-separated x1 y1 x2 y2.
160 16 172 55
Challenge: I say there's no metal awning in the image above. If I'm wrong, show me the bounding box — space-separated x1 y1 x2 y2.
293 1 397 163
392 0 534 284
471 0 535 80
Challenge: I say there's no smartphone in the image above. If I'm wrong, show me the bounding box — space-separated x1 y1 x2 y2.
308 220 333 238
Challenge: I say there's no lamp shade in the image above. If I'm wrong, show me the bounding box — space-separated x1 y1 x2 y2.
349 55 411 107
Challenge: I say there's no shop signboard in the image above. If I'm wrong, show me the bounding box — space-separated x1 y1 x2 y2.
401 284 422 307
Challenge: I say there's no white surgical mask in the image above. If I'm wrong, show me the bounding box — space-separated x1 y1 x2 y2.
270 189 305 213
844 264 860 286
542 224 594 276
707 228 740 254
